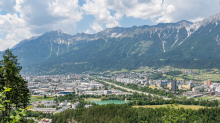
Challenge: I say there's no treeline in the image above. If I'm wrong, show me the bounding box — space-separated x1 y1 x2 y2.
54 93 102 103
27 111 53 119
51 104 220 123
54 91 219 108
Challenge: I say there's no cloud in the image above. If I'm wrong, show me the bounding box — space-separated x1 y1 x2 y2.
0 0 82 51
105 0 166 19
84 29 93 34
0 0 17 13
90 23 103 32
80 0 169 32
19 0 82 34
0 38 17 51
81 0 120 32
156 0 220 22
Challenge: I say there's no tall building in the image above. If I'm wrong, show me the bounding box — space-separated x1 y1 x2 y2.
169 80 177 92
207 80 211 87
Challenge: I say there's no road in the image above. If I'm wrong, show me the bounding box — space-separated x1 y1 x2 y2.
101 80 171 100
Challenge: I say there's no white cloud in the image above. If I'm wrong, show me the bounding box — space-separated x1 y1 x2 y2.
81 0 120 32
84 29 93 34
0 0 17 13
0 0 82 51
0 38 17 51
105 0 166 19
157 0 220 23
90 23 103 32
166 5 175 14
90 0 220 23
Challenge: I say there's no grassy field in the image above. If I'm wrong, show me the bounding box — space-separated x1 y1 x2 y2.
30 96 55 103
133 104 209 110
112 69 130 73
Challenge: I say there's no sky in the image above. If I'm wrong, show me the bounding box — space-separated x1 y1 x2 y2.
0 0 220 51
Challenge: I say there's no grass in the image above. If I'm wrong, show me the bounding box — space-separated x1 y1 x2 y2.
30 96 55 103
133 104 210 110
112 69 130 73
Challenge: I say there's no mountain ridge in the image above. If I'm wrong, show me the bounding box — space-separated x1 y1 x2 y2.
2 12 220 74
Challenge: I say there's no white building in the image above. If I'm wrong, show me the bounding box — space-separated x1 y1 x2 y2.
40 100 57 107
216 86 220 92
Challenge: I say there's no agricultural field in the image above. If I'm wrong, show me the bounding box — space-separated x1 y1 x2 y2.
30 96 55 103
133 104 209 110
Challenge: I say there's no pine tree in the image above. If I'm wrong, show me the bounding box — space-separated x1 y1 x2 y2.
0 49 30 119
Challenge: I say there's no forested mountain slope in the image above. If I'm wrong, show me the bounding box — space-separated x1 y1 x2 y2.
2 13 220 74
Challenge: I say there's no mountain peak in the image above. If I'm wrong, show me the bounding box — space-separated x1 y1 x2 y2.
208 12 220 21
47 29 65 34
198 12 220 26
177 20 193 25
56 29 64 33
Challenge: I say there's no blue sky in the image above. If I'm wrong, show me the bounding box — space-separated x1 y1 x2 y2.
0 0 220 51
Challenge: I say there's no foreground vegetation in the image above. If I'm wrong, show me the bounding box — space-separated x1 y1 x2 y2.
51 104 220 123
0 49 30 122
133 104 209 110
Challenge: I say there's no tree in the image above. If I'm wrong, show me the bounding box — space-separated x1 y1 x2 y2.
0 87 29 123
0 49 30 120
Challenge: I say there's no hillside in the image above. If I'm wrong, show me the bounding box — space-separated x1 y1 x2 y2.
2 13 220 74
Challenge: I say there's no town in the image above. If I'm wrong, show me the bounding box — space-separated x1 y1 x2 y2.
24 66 220 122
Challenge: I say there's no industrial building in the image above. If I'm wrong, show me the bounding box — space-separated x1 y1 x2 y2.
58 91 75 95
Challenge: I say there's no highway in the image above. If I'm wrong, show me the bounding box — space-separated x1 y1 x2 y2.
100 80 171 100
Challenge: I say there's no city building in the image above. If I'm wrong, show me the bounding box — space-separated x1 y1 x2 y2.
58 91 75 95
216 86 220 92
40 100 57 107
207 80 211 87
192 86 202 92
104 90 112 94
168 80 177 91
149 85 156 89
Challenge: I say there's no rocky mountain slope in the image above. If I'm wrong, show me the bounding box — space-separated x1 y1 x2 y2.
2 13 220 74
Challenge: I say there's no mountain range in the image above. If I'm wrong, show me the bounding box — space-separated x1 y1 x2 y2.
2 13 220 75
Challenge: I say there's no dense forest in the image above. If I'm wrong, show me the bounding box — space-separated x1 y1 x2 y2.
51 104 220 123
